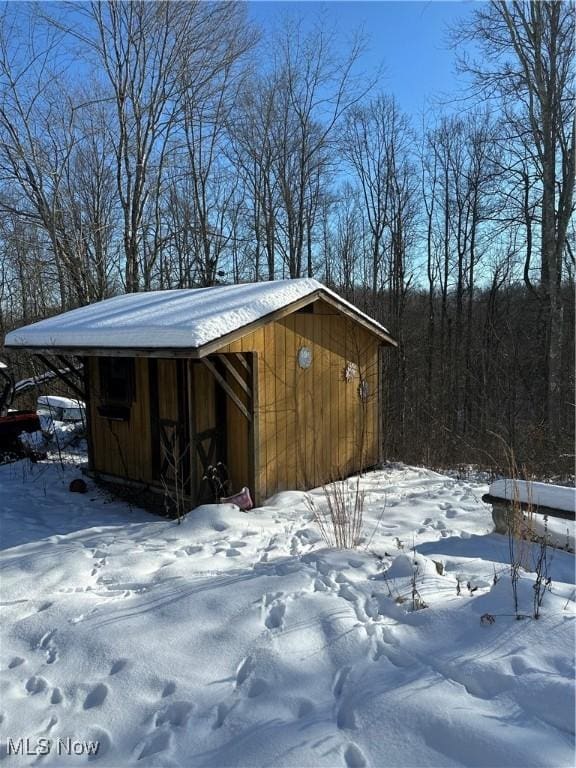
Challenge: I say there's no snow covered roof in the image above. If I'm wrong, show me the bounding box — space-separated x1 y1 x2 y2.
4 279 396 354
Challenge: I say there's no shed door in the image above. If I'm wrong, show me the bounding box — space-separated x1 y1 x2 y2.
151 359 191 498
150 359 227 505
189 361 227 504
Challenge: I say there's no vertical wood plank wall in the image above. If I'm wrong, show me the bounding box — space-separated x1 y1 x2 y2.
219 305 381 502
87 357 153 483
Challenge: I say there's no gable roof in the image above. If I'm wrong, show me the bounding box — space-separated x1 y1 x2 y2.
4 278 397 355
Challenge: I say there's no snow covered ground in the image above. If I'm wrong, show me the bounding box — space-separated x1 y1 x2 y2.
0 453 574 767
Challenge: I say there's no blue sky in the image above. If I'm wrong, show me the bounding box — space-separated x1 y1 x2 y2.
248 1 476 119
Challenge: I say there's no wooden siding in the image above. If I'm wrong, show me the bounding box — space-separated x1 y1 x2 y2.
218 308 380 501
88 357 153 483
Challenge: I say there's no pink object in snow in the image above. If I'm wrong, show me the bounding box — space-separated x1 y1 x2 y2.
220 487 253 511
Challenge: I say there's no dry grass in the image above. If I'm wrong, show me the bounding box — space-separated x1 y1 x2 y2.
307 475 365 549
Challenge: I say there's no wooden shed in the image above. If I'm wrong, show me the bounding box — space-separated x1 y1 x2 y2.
5 279 397 507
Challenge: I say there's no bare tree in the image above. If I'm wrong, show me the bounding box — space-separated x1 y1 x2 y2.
455 0 575 436
0 8 93 308
44 1 256 292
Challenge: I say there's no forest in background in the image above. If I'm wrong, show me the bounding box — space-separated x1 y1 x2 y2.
0 1 573 477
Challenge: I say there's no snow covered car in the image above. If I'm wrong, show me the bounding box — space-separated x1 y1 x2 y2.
37 395 86 423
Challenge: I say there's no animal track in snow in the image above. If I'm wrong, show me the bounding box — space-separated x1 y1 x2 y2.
344 742 367 768
246 678 268 698
264 602 286 630
109 659 128 676
137 730 172 761
337 701 357 730
161 681 176 697
8 656 25 669
333 666 351 698
212 702 231 729
235 655 254 688
50 687 63 705
296 698 316 718
83 683 108 709
226 548 242 557
25 676 48 694
154 701 193 728
87 728 112 761
38 629 59 664
38 629 56 647
178 545 203 557
43 715 58 733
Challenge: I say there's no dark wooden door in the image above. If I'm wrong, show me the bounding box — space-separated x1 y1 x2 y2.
189 361 227 504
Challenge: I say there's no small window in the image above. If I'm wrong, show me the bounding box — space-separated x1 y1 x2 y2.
99 358 135 406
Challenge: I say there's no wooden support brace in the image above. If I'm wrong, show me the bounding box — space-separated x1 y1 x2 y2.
35 354 86 400
234 353 250 373
215 355 252 398
201 357 252 422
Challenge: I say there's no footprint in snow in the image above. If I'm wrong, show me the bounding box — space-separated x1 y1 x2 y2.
264 602 286 630
137 730 172 761
8 656 25 669
314 578 328 592
178 545 203 557
161 681 176 698
212 702 231 729
25 676 48 695
50 687 63 705
83 683 108 709
344 742 367 768
154 701 193 728
296 698 316 719
38 629 58 665
246 678 268 698
235 655 253 688
333 666 351 699
43 715 58 733
87 728 112 762
226 548 242 557
337 701 357 730
38 628 56 649
109 659 128 676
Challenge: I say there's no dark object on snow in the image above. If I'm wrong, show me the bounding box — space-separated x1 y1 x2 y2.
204 462 230 500
220 486 254 511
69 478 87 493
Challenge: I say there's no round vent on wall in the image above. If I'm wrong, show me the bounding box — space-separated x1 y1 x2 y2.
297 346 313 369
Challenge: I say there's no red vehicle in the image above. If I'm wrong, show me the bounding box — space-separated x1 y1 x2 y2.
0 361 42 462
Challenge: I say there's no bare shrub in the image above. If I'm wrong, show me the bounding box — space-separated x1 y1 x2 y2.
308 475 365 549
